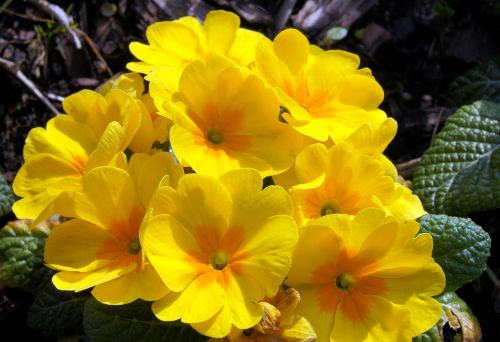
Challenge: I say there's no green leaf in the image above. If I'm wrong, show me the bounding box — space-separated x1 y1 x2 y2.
27 281 89 338
413 323 441 342
414 292 482 342
418 214 490 292
449 57 500 104
83 298 207 342
0 221 50 290
0 173 14 217
413 101 500 216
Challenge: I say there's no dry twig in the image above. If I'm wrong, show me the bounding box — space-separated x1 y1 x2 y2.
26 0 82 49
74 28 113 77
0 57 59 115
396 158 421 179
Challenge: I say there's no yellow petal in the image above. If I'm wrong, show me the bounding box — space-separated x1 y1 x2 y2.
143 214 206 292
237 215 297 298
272 29 309 74
153 271 225 323
92 263 169 304
131 152 184 208
74 166 142 228
219 169 293 231
330 295 411 342
190 305 234 338
204 10 239 55
44 219 115 272
52 261 137 292
287 223 343 286
63 89 106 122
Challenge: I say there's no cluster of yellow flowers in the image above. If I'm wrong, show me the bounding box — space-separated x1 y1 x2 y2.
13 10 445 341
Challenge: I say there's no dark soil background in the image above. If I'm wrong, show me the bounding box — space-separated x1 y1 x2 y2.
0 0 499 341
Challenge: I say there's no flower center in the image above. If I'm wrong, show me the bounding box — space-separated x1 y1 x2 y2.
207 128 224 145
320 202 341 216
336 272 355 290
210 250 229 270
127 238 141 255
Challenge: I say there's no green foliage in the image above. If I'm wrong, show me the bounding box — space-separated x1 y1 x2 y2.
83 298 207 342
0 173 14 217
418 214 490 292
414 292 482 342
413 323 441 342
27 282 89 338
449 57 500 104
0 222 50 291
413 101 500 216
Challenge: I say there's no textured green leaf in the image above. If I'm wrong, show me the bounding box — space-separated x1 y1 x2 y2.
418 214 490 292
413 101 500 216
27 281 89 338
83 298 207 342
0 222 50 290
413 292 482 342
413 323 441 342
0 173 14 217
449 57 500 104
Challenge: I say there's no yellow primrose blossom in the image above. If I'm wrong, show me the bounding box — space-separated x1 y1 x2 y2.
254 28 387 142
99 72 172 148
127 10 265 75
290 143 425 225
274 117 398 191
288 209 445 341
142 169 298 338
44 152 182 304
12 88 151 221
63 88 153 154
167 58 301 177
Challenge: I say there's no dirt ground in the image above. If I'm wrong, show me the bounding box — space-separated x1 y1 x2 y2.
0 0 499 341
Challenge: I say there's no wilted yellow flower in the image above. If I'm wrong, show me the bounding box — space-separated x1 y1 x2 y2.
287 209 445 341
12 88 151 221
166 57 301 177
213 286 317 342
44 153 182 304
290 143 425 225
254 29 386 143
142 169 298 338
127 10 265 75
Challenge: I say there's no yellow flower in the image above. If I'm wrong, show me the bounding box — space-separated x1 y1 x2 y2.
273 118 398 191
254 28 387 142
290 143 425 225
63 88 153 154
99 72 172 149
142 169 298 338
44 152 182 304
287 209 445 341
127 10 265 74
12 88 150 221
167 58 301 177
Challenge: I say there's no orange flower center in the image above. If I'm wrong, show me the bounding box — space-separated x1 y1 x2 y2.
320 201 341 216
335 272 355 290
127 238 141 255
210 249 229 270
207 128 225 145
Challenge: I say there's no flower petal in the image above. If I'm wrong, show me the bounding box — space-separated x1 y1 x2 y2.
143 213 207 292
44 219 115 272
92 263 169 304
